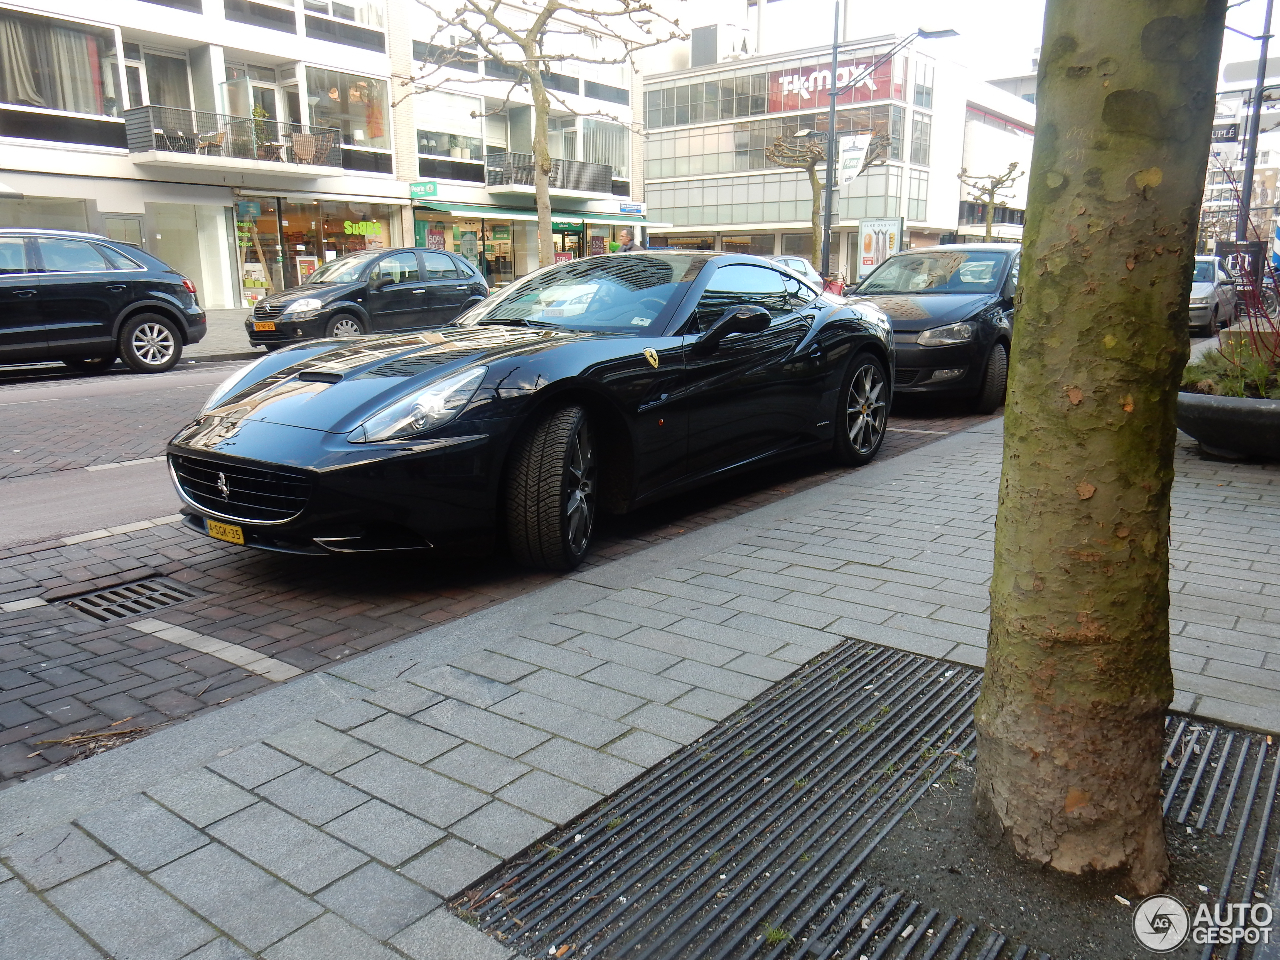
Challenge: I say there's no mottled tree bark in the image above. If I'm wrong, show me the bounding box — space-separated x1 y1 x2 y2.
974 0 1226 895
527 63 556 268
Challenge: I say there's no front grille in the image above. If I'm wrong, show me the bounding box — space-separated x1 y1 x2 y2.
171 454 311 523
895 368 921 385
65 578 200 623
248 327 292 341
253 301 283 319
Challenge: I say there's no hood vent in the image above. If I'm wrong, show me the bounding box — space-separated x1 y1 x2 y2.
297 371 344 383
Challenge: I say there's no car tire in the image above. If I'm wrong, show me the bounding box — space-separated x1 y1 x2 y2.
119 314 181 373
506 405 597 571
974 342 1008 415
62 356 115 374
833 352 889 467
326 314 365 338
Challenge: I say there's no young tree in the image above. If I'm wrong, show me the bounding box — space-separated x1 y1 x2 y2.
410 1 684 268
958 162 1025 243
765 135 826 266
974 0 1227 895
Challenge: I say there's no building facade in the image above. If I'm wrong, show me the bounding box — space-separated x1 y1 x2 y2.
0 0 654 309
637 28 1035 275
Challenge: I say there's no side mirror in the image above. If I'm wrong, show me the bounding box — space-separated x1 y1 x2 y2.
694 305 771 354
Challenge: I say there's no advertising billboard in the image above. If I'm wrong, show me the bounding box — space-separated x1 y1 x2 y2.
857 217 903 279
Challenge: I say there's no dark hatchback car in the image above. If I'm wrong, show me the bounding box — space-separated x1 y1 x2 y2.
171 253 892 570
852 243 1020 413
0 228 206 373
246 247 488 349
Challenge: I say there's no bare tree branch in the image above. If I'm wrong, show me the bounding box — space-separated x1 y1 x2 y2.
958 162 1025 243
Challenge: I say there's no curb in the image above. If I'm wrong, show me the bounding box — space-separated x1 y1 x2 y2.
181 351 262 363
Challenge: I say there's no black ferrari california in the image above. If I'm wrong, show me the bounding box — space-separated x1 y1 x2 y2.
168 253 893 570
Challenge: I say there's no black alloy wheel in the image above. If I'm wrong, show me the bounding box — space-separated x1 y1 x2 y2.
62 356 115 374
326 314 365 338
120 314 181 373
974 342 1009 415
507 405 598 570
834 353 889 466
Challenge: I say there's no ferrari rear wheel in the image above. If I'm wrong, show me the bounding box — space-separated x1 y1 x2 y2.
507 405 597 571
833 353 888 467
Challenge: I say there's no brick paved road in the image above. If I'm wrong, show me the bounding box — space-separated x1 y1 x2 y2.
0 374 993 783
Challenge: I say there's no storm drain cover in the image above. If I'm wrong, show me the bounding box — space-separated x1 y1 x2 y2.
64 577 200 623
461 641 1280 960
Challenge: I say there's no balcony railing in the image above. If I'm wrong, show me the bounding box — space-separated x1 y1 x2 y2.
124 106 342 167
485 151 613 194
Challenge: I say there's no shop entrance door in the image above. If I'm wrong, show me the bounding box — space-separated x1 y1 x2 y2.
103 216 145 251
553 226 582 259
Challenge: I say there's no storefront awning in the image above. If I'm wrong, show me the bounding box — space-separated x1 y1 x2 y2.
415 201 671 229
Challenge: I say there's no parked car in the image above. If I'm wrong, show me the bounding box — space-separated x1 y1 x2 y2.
851 243 1020 413
1189 255 1238 335
245 248 489 349
171 253 893 570
0 228 205 374
769 254 825 289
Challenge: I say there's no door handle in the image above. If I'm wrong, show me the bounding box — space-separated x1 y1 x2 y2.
638 393 670 412
14 289 36 298
412 288 426 293
106 284 127 292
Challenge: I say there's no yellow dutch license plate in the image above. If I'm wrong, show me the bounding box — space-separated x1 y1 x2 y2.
206 520 244 545
253 321 276 331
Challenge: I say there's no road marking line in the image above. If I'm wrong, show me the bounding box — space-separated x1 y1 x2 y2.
130 618 304 682
0 398 61 406
85 456 167 472
61 514 185 546
887 427 951 436
1 597 48 613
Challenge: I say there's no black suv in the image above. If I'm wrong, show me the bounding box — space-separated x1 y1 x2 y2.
0 228 206 374
246 247 489 348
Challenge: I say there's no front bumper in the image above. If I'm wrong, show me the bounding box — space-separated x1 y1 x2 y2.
167 414 516 555
1188 304 1213 330
892 342 984 396
245 312 331 347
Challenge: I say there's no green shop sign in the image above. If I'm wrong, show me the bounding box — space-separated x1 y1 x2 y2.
410 181 438 199
344 221 382 236
552 221 583 231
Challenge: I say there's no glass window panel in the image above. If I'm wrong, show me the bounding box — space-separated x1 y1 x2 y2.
0 9 123 115
37 237 110 272
307 66 389 149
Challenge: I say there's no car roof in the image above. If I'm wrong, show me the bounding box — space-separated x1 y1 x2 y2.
896 243 1022 254
0 228 112 241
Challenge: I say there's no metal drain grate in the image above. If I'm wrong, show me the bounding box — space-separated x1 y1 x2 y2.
64 578 200 623
465 641 1049 960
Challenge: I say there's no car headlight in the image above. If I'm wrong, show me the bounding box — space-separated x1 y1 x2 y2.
1189 296 1209 305
349 367 486 443
201 354 277 413
284 298 324 314
917 321 976 346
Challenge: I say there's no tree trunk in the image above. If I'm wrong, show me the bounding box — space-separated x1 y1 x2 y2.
527 64 555 268
984 197 995 243
808 160 822 267
973 0 1226 896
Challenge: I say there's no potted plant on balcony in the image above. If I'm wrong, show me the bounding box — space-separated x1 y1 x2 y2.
252 105 281 161
448 134 463 159
1178 339 1280 460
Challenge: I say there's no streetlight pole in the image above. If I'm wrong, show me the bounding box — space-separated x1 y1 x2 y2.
1237 0 1275 241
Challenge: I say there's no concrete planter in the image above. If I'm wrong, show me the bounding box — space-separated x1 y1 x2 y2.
1177 391 1280 460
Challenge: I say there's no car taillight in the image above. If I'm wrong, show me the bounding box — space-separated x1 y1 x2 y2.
182 278 197 294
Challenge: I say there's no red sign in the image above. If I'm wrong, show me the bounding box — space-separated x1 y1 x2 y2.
767 56 898 113
589 236 606 257
427 229 445 250
554 251 573 263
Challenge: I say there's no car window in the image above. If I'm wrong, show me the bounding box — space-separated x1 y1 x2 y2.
98 244 142 270
692 264 791 331
1006 254 1020 291
309 251 379 284
0 237 27 275
37 237 111 273
374 252 420 284
859 250 1010 295
784 274 816 308
420 251 458 281
1192 261 1215 283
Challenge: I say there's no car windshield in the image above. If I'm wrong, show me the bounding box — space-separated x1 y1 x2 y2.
1193 261 1216 283
307 252 379 284
858 250 1009 295
458 254 708 332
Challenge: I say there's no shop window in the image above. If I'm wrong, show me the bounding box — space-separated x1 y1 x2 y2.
0 197 89 231
722 234 775 256
649 235 714 250
910 111 931 167
0 9 123 116
307 67 389 149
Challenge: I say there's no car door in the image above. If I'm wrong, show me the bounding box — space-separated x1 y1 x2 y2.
35 236 134 354
1216 262 1237 322
419 250 470 325
0 236 45 361
364 251 428 332
681 263 822 478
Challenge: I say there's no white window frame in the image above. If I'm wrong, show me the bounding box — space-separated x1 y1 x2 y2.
0 4 126 121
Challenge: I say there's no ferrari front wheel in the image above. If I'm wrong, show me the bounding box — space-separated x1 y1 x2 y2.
506 405 597 571
833 353 889 467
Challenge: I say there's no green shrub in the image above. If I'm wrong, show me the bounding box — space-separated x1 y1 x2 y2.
1181 350 1280 399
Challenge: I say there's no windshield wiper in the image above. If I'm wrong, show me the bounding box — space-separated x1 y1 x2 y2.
474 317 557 328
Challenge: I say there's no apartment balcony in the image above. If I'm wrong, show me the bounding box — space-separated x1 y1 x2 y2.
124 106 344 177
485 151 614 198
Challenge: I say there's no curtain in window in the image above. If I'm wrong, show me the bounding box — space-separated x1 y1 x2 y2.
144 53 191 110
51 27 101 114
0 16 45 107
582 118 628 179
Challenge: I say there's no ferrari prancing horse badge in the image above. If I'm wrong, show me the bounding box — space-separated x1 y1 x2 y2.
643 348 659 368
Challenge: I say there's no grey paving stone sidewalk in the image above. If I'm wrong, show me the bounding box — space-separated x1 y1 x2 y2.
1 419 1277 959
